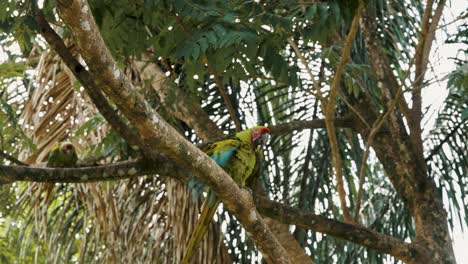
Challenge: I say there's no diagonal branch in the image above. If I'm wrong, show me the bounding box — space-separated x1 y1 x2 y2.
411 0 446 161
209 67 242 131
134 57 223 141
288 2 364 223
360 8 412 132
0 151 27 166
323 0 364 223
354 58 415 221
34 10 144 151
50 1 289 262
287 37 326 105
254 195 427 263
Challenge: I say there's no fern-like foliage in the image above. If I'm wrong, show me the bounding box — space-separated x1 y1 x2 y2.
425 87 468 229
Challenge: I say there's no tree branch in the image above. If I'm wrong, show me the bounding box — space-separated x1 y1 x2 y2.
134 56 223 141
360 8 412 131
354 57 414 222
323 0 364 223
210 67 242 131
0 116 350 184
51 1 289 262
196 117 353 150
287 37 326 105
0 151 27 166
0 160 158 185
255 196 427 263
34 10 144 150
411 0 446 162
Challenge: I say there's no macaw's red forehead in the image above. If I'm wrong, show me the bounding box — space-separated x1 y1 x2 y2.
61 142 75 150
259 127 270 134
252 127 270 140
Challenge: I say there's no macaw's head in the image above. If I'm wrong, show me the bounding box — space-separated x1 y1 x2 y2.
241 126 269 148
60 142 76 156
235 126 271 147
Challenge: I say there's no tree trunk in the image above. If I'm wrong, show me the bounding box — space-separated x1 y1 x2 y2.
352 97 456 263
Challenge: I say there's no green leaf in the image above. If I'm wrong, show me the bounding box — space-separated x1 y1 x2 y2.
198 37 209 52
318 3 329 25
306 5 318 20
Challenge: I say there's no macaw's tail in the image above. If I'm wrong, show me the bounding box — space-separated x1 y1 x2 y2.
181 190 220 264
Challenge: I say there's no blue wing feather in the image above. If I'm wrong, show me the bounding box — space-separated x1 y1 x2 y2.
188 144 238 204
210 146 236 168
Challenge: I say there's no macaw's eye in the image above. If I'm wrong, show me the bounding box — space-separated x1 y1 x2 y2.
260 133 270 145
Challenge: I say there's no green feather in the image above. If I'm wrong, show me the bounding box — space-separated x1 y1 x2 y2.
46 142 78 168
182 126 269 263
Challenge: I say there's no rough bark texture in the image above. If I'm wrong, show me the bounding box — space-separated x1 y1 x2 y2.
256 196 429 263
354 5 456 263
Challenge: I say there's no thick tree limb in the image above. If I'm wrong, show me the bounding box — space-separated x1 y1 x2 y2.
360 8 412 133
359 7 421 202
361 4 455 262
354 58 414 222
51 1 289 262
255 196 428 263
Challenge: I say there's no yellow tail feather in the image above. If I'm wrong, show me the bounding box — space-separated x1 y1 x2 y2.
181 199 220 264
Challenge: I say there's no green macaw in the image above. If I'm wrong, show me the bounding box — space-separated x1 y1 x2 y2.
46 141 78 168
182 126 271 264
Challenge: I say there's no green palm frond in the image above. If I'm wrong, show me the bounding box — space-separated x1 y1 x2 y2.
425 88 468 229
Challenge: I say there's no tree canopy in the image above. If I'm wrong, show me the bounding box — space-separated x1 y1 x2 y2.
0 0 466 263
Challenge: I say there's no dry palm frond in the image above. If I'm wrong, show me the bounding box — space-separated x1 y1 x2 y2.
13 45 229 263
15 43 113 263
